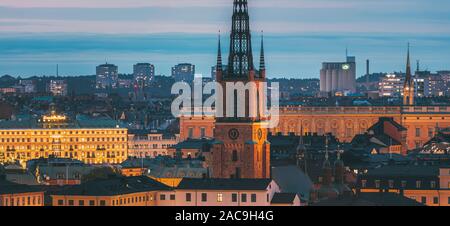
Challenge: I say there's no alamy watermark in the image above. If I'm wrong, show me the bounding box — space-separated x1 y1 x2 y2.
171 81 280 129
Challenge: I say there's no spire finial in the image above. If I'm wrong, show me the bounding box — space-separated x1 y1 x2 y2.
406 42 412 82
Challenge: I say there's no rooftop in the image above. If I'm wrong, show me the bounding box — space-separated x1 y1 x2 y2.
177 178 273 191
52 176 172 196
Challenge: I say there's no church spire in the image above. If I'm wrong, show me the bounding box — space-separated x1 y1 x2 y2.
259 31 265 73
403 43 415 106
405 43 412 85
217 31 223 72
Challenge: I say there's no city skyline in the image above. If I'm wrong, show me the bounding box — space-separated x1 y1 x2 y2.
0 0 449 78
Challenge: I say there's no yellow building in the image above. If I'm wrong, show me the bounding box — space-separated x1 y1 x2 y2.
0 106 128 165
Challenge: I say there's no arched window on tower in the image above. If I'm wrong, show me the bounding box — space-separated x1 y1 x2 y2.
232 150 238 162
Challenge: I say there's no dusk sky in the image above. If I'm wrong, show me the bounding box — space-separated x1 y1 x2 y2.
0 0 449 78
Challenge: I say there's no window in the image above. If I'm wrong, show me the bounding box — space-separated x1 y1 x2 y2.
68 200 74 206
232 194 238 203
232 150 238 162
89 200 95 206
217 194 223 202
416 181 422 189
58 200 64 206
430 181 436 189
160 195 166 201
361 180 367 188
241 194 247 203
201 193 207 202
186 193 192 202
200 127 206 138
188 128 194 139
251 194 257 203
388 180 394 189
375 180 381 189
401 181 407 188
415 128 421 137
428 128 434 138
433 197 439 205
421 197 427 204
170 194 176 201
448 197 450 205
100 200 106 206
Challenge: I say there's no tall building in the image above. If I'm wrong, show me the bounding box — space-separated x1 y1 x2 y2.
320 56 356 94
96 63 118 89
209 0 270 179
211 65 227 81
47 80 68 96
133 63 155 88
172 63 195 83
403 44 415 106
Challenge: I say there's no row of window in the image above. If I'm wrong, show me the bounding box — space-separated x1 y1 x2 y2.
0 130 126 136
361 179 438 189
1 145 126 151
183 193 263 203
411 196 450 205
0 195 42 206
0 137 126 143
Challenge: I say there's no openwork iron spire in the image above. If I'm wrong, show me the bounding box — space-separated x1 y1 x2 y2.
228 0 254 78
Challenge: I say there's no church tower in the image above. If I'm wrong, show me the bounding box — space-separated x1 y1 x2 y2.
210 0 270 179
403 43 415 106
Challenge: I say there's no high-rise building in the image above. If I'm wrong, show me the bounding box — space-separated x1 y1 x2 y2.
47 80 68 96
133 63 155 88
96 63 118 89
209 0 270 179
379 74 404 97
403 44 415 106
320 56 357 94
172 63 195 83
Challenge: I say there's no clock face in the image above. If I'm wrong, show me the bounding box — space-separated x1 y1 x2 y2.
257 129 263 140
228 128 240 140
342 64 350 70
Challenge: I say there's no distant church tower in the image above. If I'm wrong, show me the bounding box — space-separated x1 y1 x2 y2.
209 0 270 179
403 43 415 106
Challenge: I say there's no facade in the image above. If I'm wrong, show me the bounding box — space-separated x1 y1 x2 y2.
320 56 357 94
133 63 155 88
0 108 128 165
208 0 270 179
379 74 404 97
96 63 118 89
50 176 300 206
47 80 68 96
127 131 179 158
172 63 195 83
0 170 44 206
180 106 450 151
356 165 450 206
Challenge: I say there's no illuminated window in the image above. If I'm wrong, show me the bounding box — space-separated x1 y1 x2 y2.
431 181 436 189
416 181 422 189
388 180 394 189
375 180 381 189
217 194 223 202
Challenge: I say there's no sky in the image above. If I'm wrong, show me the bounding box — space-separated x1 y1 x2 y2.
0 0 450 78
